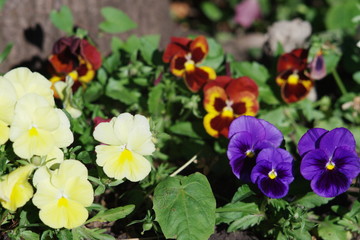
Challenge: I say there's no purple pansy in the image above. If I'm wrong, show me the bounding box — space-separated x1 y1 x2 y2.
251 147 294 198
227 116 283 182
309 51 326 80
298 128 360 198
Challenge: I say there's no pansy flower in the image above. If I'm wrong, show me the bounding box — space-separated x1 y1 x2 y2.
163 36 216 92
49 36 102 98
251 147 294 198
309 50 326 80
0 77 17 145
276 48 314 103
32 160 94 229
93 113 155 182
227 116 283 182
203 76 259 138
0 164 35 211
298 128 360 197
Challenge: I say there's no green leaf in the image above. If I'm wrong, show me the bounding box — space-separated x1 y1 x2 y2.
230 61 270 84
353 71 360 84
140 35 160 65
200 38 224 70
228 211 264 232
0 0 6 11
216 202 261 225
323 50 342 73
169 121 201 139
0 43 12 64
292 192 333 209
99 7 137 33
122 35 141 54
148 84 165 117
87 205 135 223
72 226 115 240
318 217 349 240
57 229 72 240
325 0 360 34
153 173 216 240
50 6 74 34
231 184 255 203
201 2 222 21
83 82 104 102
105 78 140 105
77 151 92 164
20 230 40 240
110 37 124 52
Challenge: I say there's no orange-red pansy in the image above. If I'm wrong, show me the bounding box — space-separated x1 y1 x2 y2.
163 36 216 92
48 37 102 98
276 48 314 103
203 76 259 138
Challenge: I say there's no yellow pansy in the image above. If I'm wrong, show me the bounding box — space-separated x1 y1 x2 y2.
4 67 54 106
9 94 73 159
0 77 17 145
0 164 35 211
93 113 155 182
32 160 94 229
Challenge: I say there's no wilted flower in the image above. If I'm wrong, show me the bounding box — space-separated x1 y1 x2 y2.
309 51 326 80
276 49 314 103
163 36 216 92
0 164 35 211
227 116 283 182
251 147 294 198
32 160 94 229
3 67 54 105
49 36 102 97
0 77 17 145
203 76 259 138
9 94 73 159
298 128 360 197
234 0 261 28
93 113 155 182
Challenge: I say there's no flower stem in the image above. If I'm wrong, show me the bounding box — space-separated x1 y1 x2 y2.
170 155 197 177
332 69 347 96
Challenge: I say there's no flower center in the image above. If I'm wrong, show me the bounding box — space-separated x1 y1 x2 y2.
245 150 255 158
184 60 196 72
119 149 134 162
288 73 299 85
57 197 69 207
268 169 277 179
28 127 38 137
326 161 335 170
222 100 234 117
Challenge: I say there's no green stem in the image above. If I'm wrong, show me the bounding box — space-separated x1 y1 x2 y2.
332 69 347 95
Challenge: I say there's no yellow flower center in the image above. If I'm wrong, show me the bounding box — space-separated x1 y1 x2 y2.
119 149 134 162
185 60 196 72
268 169 277 179
57 197 69 207
288 73 299 85
326 161 335 170
246 150 255 158
28 127 38 137
222 106 234 118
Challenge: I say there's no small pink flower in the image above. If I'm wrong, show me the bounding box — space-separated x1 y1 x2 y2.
234 0 261 28
93 117 111 127
309 51 326 80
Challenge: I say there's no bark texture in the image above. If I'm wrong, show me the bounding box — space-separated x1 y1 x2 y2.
0 0 177 73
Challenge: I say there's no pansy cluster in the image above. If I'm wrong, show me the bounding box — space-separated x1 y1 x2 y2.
228 116 360 199
276 48 326 103
163 36 260 138
0 66 156 229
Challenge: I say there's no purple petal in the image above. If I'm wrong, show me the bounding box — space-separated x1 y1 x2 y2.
228 131 257 180
311 170 351 198
275 162 294 184
234 0 261 28
300 149 328 180
298 128 328 157
319 128 356 157
256 147 293 165
228 116 265 140
251 160 271 183
309 53 326 80
332 146 360 179
258 119 283 147
257 177 289 199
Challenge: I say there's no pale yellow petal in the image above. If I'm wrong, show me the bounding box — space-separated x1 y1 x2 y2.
33 107 60 131
32 166 52 188
133 114 151 131
64 177 93 207
32 180 60 208
4 67 54 105
39 198 88 229
95 145 122 167
52 109 73 148
127 127 155 156
0 77 16 124
51 160 89 189
93 117 121 145
113 113 134 144
45 147 64 168
0 120 9 145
